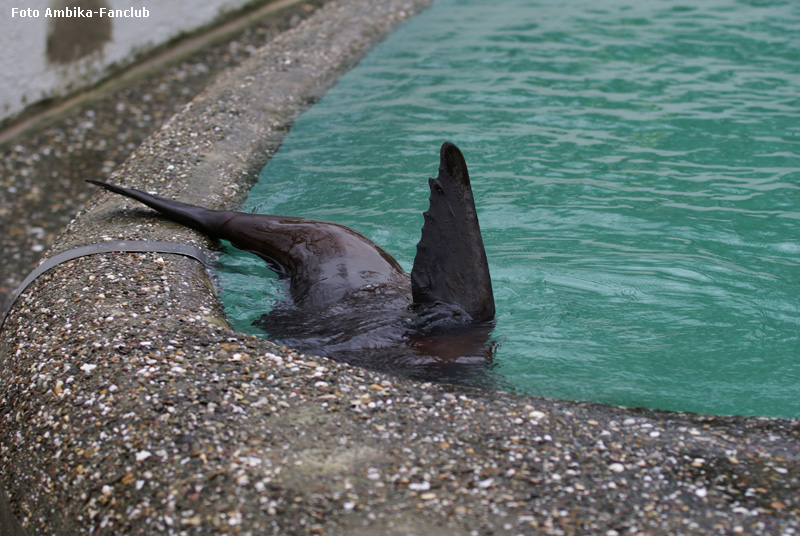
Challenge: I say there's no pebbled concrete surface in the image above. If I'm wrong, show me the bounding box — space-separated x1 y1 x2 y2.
0 0 329 319
1 0 799 535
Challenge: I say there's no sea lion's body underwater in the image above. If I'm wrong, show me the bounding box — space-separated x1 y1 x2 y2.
89 142 496 373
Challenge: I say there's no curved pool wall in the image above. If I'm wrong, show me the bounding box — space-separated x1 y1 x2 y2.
1 0 799 534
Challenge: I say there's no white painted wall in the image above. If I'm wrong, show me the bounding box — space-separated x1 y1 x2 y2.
0 0 259 123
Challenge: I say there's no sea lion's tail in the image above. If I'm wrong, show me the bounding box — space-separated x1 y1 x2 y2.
86 180 232 236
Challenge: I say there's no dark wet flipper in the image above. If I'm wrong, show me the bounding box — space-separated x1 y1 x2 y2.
86 179 234 236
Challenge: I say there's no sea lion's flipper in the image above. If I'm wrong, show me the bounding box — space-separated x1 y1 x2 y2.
86 179 233 235
86 179 408 307
411 142 495 322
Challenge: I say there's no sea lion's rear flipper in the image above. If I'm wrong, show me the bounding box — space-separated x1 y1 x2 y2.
411 142 495 322
86 179 233 235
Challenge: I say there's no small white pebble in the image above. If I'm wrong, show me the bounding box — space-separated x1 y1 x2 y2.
477 478 494 489
609 463 625 473
135 450 152 462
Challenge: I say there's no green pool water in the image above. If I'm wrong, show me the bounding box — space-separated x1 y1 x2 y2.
217 0 800 417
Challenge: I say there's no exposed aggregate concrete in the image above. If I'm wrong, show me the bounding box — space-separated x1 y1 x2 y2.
1 0 799 534
0 0 329 317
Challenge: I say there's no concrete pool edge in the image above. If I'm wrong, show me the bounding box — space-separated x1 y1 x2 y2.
2 0 799 533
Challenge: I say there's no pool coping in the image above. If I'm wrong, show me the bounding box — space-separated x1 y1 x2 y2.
2 0 799 534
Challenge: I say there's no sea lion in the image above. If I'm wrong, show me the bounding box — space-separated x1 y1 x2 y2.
88 142 496 378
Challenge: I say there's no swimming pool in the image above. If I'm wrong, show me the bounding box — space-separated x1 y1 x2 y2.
217 0 800 417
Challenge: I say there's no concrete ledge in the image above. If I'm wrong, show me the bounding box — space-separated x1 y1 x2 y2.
2 0 799 534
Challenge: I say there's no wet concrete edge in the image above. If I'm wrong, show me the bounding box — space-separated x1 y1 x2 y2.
1 0 799 534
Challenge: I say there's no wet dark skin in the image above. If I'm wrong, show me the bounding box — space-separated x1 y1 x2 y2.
88 142 497 383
